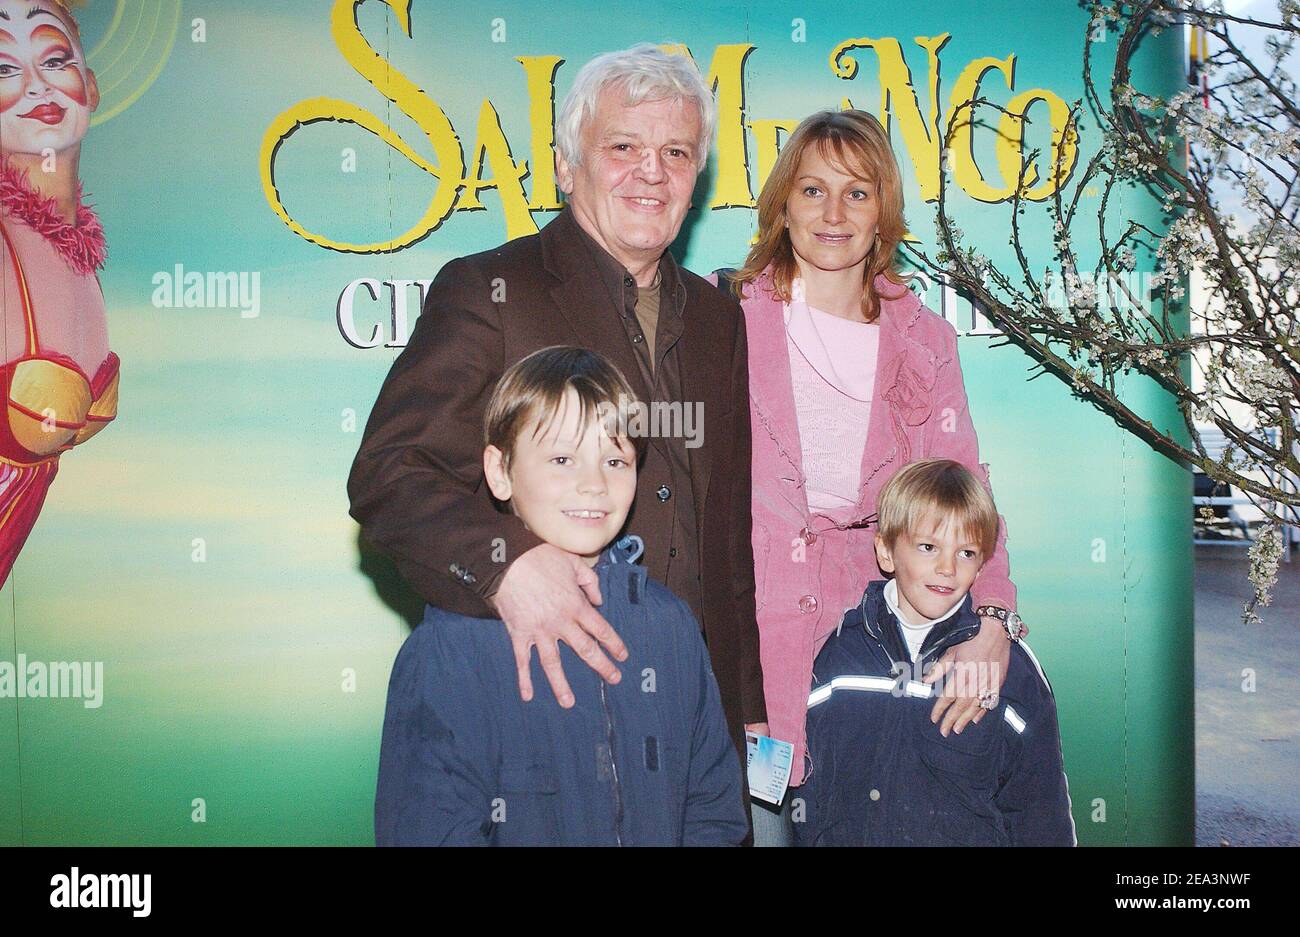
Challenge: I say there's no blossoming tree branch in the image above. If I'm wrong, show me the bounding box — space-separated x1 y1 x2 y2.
912 0 1299 620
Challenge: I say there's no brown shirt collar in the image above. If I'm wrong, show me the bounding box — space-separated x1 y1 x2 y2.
552 206 686 318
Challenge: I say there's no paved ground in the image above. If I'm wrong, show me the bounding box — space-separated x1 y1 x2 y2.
1195 544 1300 846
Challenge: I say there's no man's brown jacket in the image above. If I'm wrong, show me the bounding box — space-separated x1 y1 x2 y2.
348 208 766 750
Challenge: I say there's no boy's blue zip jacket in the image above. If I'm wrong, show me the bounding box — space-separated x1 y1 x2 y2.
375 534 749 846
795 579 1077 846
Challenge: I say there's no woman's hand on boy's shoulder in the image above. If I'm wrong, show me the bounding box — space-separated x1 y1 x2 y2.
923 615 1013 737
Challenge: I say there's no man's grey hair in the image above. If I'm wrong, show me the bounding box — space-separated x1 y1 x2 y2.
555 43 718 173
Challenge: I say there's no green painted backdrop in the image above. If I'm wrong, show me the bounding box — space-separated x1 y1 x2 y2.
0 0 1191 845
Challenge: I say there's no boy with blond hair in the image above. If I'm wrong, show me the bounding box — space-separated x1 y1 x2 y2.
795 458 1075 846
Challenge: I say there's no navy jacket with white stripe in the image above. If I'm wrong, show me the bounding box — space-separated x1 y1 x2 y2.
794 579 1076 846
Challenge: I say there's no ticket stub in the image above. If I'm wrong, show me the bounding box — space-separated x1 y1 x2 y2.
746 732 794 805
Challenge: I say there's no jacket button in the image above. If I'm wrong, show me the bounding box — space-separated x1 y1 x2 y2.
800 526 817 544
669 547 678 557
798 594 818 614
624 275 635 288
632 333 644 344
657 484 671 502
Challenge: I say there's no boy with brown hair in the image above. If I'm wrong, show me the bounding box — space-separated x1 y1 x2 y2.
375 346 747 846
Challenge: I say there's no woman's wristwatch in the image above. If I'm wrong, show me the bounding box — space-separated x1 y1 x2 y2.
974 605 1026 641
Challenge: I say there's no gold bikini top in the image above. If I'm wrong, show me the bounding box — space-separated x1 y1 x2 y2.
1 221 118 464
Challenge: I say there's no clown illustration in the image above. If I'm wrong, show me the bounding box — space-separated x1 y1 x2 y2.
0 0 115 586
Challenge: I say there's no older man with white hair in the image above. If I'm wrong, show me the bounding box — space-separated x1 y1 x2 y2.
349 44 766 830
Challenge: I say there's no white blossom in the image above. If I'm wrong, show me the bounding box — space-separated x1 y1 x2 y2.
1245 523 1284 625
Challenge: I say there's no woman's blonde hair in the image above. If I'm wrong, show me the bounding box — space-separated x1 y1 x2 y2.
876 458 1000 561
736 109 909 323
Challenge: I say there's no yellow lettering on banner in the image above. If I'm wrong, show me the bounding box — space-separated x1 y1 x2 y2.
259 0 465 253
946 54 1016 203
995 88 1079 201
259 8 1084 247
748 119 798 195
829 33 1076 203
457 99 538 239
519 55 564 211
831 34 950 202
661 43 758 208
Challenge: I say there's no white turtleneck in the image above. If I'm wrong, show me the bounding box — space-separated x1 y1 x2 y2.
882 578 965 662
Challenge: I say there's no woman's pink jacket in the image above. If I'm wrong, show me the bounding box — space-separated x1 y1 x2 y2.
713 268 1018 784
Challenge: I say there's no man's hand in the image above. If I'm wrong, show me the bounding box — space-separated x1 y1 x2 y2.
745 723 770 738
489 542 629 708
923 614 1013 737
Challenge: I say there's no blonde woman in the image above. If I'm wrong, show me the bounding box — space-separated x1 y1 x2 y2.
711 109 1021 845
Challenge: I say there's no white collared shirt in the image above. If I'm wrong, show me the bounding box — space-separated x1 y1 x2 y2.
882 577 965 662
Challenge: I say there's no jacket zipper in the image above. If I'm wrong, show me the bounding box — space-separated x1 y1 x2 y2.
598 680 625 846
865 604 979 683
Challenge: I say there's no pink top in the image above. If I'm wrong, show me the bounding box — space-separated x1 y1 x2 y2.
785 281 879 514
